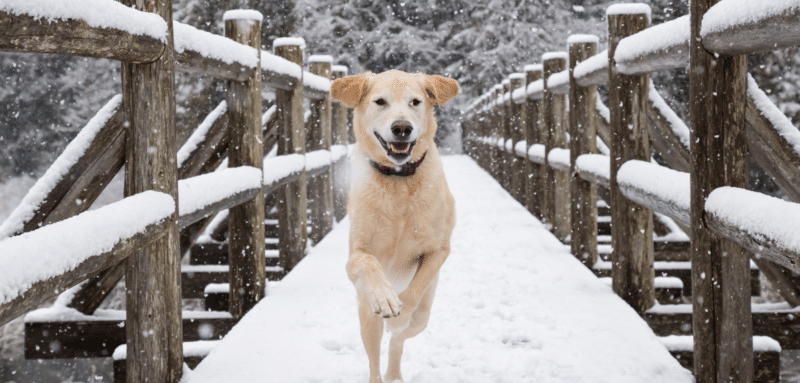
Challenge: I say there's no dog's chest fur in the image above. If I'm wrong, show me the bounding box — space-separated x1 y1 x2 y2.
351 157 452 292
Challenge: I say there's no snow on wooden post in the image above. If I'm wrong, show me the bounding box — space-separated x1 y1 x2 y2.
118 0 183 380
509 73 527 203
543 52 569 240
274 37 308 271
307 55 334 243
223 10 266 318
524 65 543 218
331 65 349 222
568 35 599 268
607 4 655 314
689 0 753 380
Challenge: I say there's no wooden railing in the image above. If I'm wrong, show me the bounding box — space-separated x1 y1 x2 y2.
462 1 800 381
0 2 351 382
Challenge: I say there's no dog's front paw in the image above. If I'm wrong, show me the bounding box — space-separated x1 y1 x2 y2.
367 282 402 318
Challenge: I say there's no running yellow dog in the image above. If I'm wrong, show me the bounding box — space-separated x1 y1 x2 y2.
331 70 458 383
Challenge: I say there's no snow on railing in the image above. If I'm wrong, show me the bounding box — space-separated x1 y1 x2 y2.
178 166 262 217
0 95 122 240
546 70 570 93
263 154 305 185
526 79 544 100
701 0 800 42
178 101 228 168
747 74 800 158
528 144 546 165
648 81 691 151
303 71 331 92
614 15 689 74
617 160 690 227
547 148 571 171
0 191 174 305
575 154 610 188
706 186 800 268
0 0 168 41
261 51 302 79
514 140 528 158
573 49 608 86
174 21 259 68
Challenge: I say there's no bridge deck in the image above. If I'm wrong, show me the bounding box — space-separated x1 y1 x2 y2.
185 155 693 383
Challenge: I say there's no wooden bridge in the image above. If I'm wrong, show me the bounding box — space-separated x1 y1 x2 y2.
1 0 800 382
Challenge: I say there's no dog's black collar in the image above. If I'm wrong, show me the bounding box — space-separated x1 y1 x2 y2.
369 152 427 177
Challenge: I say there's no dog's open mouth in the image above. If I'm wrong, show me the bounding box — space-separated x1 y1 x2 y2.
375 132 416 161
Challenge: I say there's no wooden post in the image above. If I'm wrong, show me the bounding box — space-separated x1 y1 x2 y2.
501 79 512 190
274 38 307 271
331 65 349 222
119 0 182 381
524 65 543 218
568 35 599 267
690 0 753 380
509 73 526 203
224 10 266 317
490 86 503 180
307 55 334 243
607 5 655 314
542 52 569 239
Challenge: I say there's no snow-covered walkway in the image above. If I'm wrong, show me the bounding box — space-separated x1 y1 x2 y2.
185 155 693 383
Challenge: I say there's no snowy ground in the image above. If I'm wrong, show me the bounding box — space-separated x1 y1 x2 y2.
184 155 693 383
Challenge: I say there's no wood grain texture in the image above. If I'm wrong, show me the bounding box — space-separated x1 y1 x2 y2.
543 57 568 237
690 0 753 379
702 7 800 56
594 95 612 149
119 0 182 380
331 69 350 222
608 12 655 314
509 77 527 203
274 43 307 271
745 96 800 202
306 60 334 244
0 10 164 63
225 16 266 318
569 41 598 268
178 107 230 180
501 81 512 191
525 69 543 218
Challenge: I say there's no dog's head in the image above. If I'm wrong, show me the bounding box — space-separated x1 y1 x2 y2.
331 70 458 165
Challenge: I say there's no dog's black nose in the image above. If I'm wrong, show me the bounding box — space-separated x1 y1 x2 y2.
391 120 413 138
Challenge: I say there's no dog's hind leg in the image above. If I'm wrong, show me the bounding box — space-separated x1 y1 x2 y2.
384 275 439 383
358 293 385 383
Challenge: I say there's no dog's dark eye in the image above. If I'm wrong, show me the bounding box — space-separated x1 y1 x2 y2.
411 99 421 106
375 99 386 106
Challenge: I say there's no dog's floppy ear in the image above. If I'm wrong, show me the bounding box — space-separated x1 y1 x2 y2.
424 75 459 106
331 72 373 108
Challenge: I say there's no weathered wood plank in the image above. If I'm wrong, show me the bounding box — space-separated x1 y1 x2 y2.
306 58 334 244
119 0 182 380
175 49 250 82
178 107 230 180
509 75 527 203
25 315 235 360
0 219 170 328
0 10 164 63
690 0 753 379
274 39 308 271
525 66 543 218
331 67 349 222
224 14 266 318
543 54 569 239
569 38 599 268
608 8 655 314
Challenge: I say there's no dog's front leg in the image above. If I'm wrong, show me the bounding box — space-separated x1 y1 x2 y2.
398 245 451 313
347 250 402 318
